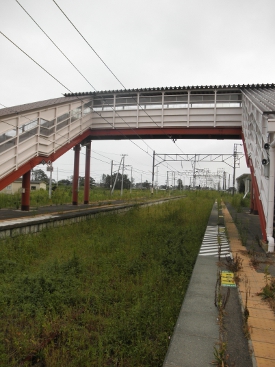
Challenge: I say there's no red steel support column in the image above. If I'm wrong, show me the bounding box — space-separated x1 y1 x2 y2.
72 144 80 205
250 181 258 215
242 134 266 241
21 170 31 211
250 181 254 213
84 141 91 204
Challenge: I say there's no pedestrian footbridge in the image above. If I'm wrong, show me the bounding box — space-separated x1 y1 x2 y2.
0 84 275 249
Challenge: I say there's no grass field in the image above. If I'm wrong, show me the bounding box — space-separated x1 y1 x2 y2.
0 191 239 366
0 187 185 209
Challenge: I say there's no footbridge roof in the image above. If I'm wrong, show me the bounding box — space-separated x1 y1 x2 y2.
1 83 274 119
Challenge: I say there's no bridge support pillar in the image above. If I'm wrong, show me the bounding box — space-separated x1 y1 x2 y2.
72 144 81 205
250 181 258 215
84 141 91 204
21 170 31 211
267 138 275 252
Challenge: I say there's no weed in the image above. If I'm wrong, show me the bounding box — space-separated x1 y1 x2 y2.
222 254 243 284
215 271 230 314
230 194 249 212
243 275 251 338
213 271 230 367
247 248 273 275
248 249 260 269
213 341 228 366
258 276 275 313
0 193 216 366
264 265 271 285
238 220 249 246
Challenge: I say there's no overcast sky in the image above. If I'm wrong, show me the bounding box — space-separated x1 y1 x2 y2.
1 0 275 186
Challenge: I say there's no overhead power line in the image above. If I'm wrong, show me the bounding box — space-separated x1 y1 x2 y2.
15 0 96 91
14 1 157 157
1 7 183 174
0 33 152 162
52 0 126 90
51 0 186 150
0 31 73 94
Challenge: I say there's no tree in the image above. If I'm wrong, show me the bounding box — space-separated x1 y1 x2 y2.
32 169 49 183
89 177 96 188
104 173 131 190
78 176 85 187
78 176 95 188
58 179 71 186
101 174 107 186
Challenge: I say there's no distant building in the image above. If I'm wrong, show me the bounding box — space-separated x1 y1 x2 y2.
0 179 46 194
236 174 251 195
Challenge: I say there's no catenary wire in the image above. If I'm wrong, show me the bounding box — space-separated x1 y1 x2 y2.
0 30 157 164
51 0 187 148
13 0 185 166
0 26 182 174
15 0 157 155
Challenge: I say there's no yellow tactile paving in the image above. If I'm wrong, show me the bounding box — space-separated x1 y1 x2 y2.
245 299 271 311
249 316 275 331
222 203 275 366
257 357 275 367
248 308 275 320
250 328 275 343
253 341 275 360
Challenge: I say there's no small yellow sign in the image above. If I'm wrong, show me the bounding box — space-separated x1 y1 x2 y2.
221 271 236 287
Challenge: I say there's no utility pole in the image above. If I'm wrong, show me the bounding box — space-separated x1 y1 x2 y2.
110 160 113 195
233 143 243 195
151 150 155 194
121 154 127 196
130 167 132 194
233 144 236 195
156 166 159 191
111 157 123 195
47 162 53 199
193 154 196 188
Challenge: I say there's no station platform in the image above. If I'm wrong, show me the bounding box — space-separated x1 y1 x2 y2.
164 201 275 367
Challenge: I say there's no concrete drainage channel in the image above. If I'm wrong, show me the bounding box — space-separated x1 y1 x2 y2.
0 196 184 240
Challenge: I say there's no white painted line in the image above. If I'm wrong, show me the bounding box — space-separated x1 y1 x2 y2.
0 215 59 227
199 225 230 257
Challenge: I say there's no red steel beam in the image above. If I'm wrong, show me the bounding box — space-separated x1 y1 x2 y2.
242 133 267 241
89 127 242 139
0 130 92 191
0 126 242 192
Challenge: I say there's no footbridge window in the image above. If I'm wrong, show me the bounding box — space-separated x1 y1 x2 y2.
90 91 242 111
0 118 39 152
0 129 16 153
40 119 55 136
216 92 242 108
19 119 39 143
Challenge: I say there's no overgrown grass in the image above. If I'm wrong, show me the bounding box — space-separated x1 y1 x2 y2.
224 193 250 212
0 188 185 209
0 192 215 366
